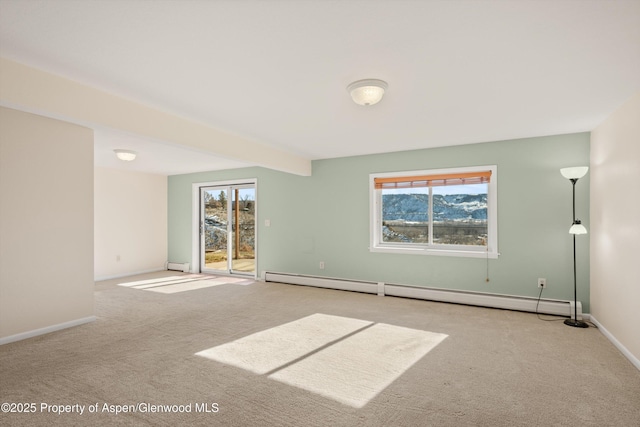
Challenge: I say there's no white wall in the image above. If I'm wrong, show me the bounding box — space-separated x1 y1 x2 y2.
0 107 94 342
590 93 640 365
94 167 167 280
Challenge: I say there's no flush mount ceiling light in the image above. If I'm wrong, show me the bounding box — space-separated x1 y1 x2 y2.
114 149 137 161
347 79 388 106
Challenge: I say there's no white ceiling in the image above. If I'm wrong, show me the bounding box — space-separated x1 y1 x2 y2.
1 0 639 175
93 129 254 176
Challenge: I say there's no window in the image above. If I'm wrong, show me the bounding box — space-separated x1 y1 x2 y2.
370 165 498 258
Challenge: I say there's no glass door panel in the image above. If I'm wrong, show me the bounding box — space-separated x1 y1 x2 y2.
231 186 255 274
202 188 229 273
200 183 256 276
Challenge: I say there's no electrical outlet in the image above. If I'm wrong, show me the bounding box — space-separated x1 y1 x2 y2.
538 278 546 288
319 261 325 270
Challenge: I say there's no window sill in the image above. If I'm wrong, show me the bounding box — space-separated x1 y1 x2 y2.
370 245 500 259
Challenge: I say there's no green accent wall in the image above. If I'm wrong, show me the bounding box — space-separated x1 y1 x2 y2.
169 133 591 311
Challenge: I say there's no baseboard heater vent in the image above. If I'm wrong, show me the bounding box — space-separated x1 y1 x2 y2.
263 272 578 318
166 262 190 273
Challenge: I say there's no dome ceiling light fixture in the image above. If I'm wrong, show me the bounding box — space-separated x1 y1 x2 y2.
114 149 137 161
347 79 388 106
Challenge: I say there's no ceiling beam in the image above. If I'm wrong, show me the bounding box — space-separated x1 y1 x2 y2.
0 58 311 176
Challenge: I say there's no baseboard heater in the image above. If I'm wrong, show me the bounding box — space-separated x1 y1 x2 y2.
263 272 580 318
166 262 190 273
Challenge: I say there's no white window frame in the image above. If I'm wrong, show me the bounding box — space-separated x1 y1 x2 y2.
370 165 499 259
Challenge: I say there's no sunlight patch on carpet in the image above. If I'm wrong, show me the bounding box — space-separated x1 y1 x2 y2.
143 278 228 293
269 322 448 408
195 314 372 374
118 275 253 294
117 275 204 288
195 313 447 407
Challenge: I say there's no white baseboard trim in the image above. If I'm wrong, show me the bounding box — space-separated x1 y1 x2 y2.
166 262 190 273
263 272 578 317
0 316 96 346
590 315 640 371
94 267 166 282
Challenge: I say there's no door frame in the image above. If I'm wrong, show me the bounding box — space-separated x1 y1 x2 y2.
191 178 258 277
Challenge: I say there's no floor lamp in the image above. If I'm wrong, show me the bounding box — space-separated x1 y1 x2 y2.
560 166 589 328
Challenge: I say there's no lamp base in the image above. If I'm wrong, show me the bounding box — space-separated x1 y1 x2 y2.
564 319 588 328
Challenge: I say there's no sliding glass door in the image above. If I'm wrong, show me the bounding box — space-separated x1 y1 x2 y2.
200 183 255 276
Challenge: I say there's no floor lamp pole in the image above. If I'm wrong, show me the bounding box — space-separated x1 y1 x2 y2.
564 178 588 328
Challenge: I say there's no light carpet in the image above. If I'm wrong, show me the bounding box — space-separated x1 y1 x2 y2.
1 271 639 426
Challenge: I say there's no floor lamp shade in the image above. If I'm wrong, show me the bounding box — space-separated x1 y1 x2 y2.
560 166 588 180
569 221 587 235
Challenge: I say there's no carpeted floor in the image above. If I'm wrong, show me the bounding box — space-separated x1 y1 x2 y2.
1 271 639 426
